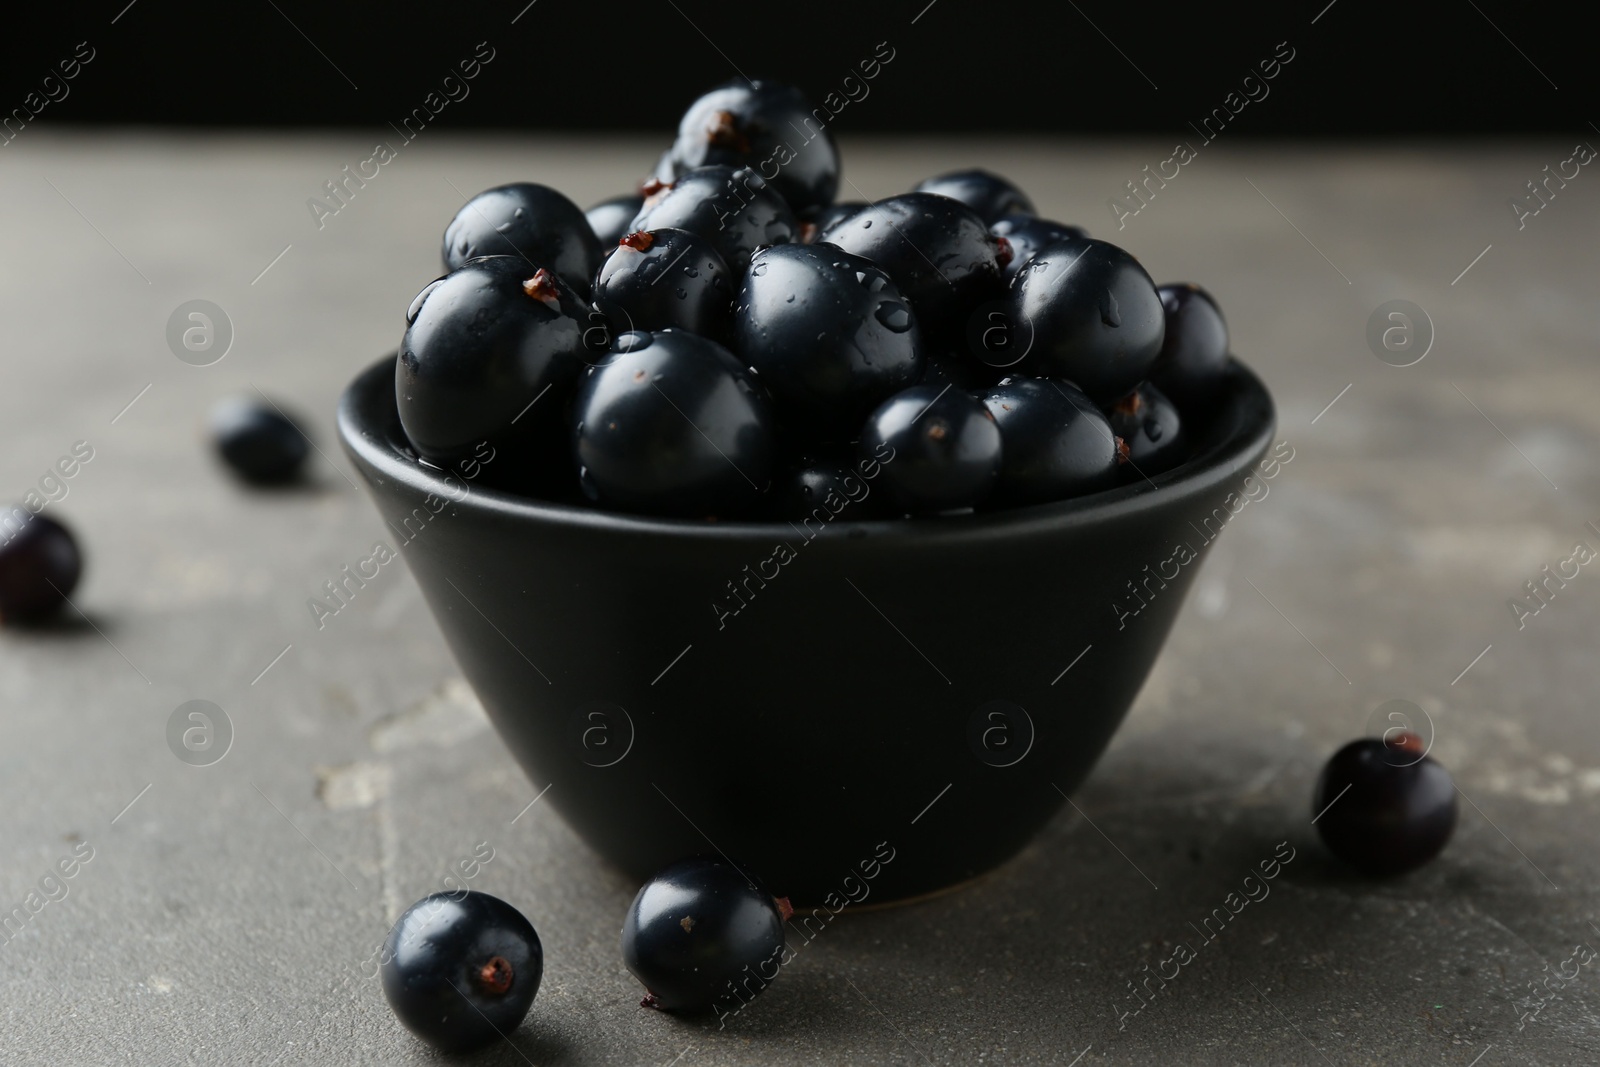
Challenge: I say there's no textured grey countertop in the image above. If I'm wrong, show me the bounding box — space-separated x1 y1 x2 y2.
2 131 1598 1065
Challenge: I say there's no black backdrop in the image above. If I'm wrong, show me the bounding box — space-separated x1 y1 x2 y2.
0 0 1586 136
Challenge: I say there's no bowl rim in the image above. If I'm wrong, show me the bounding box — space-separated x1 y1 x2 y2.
339 354 1277 546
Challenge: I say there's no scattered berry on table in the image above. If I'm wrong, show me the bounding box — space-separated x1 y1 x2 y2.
209 396 309 485
0 508 82 624
380 890 543 1052
621 857 790 1013
1313 733 1458 876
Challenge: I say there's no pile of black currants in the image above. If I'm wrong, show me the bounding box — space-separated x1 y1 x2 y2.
396 78 1233 520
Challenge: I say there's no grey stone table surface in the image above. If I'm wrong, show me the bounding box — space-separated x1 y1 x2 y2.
3 131 1599 1066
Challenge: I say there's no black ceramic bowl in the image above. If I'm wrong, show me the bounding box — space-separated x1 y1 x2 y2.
339 355 1275 904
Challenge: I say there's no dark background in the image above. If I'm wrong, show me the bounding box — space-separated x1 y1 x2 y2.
0 0 1585 136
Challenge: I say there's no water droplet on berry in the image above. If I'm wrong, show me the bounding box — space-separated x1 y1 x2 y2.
751 263 768 277
1100 290 1121 328
875 301 912 332
407 280 445 324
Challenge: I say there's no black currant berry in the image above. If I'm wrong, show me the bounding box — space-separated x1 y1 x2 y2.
773 461 884 521
1149 283 1230 411
979 377 1117 506
571 329 776 518
1010 237 1165 404
380 891 543 1052
914 169 1034 225
629 165 796 275
804 201 867 239
733 243 923 439
1313 733 1458 876
820 193 1008 342
208 396 309 484
858 384 1002 514
669 80 840 215
442 183 603 297
586 194 646 250
990 215 1088 280
593 229 734 343
397 257 594 468
621 857 790 1013
1104 383 1186 480
0 508 82 624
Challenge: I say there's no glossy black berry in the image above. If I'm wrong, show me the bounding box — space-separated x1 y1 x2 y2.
398 256 595 466
979 377 1117 506
593 229 733 342
380 891 542 1052
773 460 885 521
208 396 309 484
858 385 1002 514
630 165 796 275
1104 383 1186 480
1011 237 1165 404
991 215 1088 280
622 857 790 1013
803 201 867 239
1313 734 1458 876
1149 283 1230 411
572 329 776 518
0 508 81 624
733 243 922 439
442 183 603 297
820 193 1008 341
914 169 1034 225
669 79 840 215
586 194 646 250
